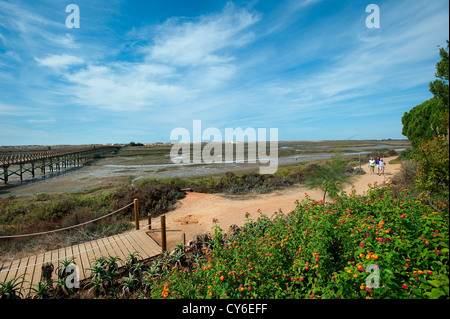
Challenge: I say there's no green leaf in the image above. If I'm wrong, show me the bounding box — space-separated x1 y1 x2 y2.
412 288 425 298
384 269 394 276
428 280 442 288
430 288 445 299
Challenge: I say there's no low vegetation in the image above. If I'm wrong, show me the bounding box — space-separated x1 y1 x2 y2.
0 156 365 263
1 183 448 299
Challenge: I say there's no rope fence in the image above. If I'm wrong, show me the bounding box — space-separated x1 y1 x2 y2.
0 202 135 239
0 216 163 275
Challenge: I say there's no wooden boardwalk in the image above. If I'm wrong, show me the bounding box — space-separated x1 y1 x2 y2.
0 229 161 298
0 146 119 184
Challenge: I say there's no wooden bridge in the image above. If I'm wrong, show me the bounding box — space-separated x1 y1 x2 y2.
0 227 161 298
0 146 120 184
0 200 169 298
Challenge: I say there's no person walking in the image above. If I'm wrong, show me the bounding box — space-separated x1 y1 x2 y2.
368 157 375 174
375 157 380 175
379 158 386 176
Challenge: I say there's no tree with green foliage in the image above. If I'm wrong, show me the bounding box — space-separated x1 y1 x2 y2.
414 135 449 197
401 97 447 147
429 40 449 108
304 153 355 203
401 41 449 198
402 41 449 147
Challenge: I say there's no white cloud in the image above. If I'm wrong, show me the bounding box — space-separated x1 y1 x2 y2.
64 63 191 111
35 54 84 69
263 0 449 112
0 102 38 116
25 118 56 124
146 3 260 66
57 3 260 112
52 34 80 49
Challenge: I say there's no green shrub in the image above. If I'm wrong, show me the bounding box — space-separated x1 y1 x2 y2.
142 184 448 299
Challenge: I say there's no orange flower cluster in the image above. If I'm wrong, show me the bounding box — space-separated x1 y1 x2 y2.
161 284 169 298
360 251 379 260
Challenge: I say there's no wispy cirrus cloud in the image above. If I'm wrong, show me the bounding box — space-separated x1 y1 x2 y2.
0 0 448 145
145 3 260 67
45 2 262 112
63 63 190 111
35 54 84 69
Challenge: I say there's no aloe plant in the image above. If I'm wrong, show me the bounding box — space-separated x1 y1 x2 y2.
105 256 121 272
30 281 52 299
56 257 75 280
134 262 145 277
124 252 141 274
169 250 186 267
53 277 70 297
126 252 141 266
121 272 138 296
103 270 117 288
89 277 106 297
0 275 26 299
88 262 106 280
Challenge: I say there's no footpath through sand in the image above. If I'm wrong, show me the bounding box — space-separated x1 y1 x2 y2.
146 156 401 250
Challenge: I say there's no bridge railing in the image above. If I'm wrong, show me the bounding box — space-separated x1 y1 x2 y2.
0 146 118 166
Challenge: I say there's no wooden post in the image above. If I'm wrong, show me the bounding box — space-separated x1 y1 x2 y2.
182 232 186 248
161 215 167 253
148 212 151 230
134 199 139 230
359 153 361 172
3 165 8 184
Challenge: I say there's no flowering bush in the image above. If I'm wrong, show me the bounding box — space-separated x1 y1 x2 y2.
143 184 448 299
6 184 447 299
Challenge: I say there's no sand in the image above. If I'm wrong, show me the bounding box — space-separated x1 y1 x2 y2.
145 156 401 250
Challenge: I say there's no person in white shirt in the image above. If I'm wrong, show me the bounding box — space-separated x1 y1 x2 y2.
379 158 386 176
368 158 375 174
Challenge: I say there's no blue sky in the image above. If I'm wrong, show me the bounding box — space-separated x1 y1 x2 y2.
0 0 448 145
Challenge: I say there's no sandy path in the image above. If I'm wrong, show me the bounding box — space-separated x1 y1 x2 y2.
147 156 401 250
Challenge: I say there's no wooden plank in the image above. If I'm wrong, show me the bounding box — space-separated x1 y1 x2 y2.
4 257 21 282
79 242 93 279
91 238 108 260
103 234 127 266
121 232 144 259
76 242 91 279
113 233 135 257
57 245 68 264
84 238 99 263
3 256 28 297
141 232 162 256
132 231 158 258
84 240 98 268
0 260 13 283
28 251 46 297
26 253 39 298
137 231 161 256
64 245 74 263
109 233 133 266
98 236 115 258
132 231 154 255
126 232 150 259
14 256 31 295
